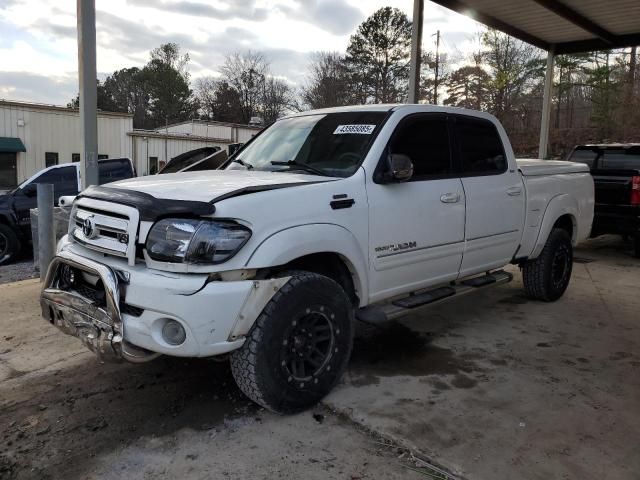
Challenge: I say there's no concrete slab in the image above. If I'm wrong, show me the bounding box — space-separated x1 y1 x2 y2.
326 237 640 479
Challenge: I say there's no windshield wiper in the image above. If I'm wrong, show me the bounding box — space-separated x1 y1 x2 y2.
270 160 330 177
231 158 253 170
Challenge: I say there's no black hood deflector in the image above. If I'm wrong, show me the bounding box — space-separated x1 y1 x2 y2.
77 186 216 221
76 180 330 222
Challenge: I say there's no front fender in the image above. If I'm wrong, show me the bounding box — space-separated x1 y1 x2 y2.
244 223 369 306
530 194 578 259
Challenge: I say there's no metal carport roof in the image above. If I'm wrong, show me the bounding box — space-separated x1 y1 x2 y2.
409 0 640 158
429 0 640 54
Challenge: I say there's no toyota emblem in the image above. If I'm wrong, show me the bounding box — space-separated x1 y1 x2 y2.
82 215 97 239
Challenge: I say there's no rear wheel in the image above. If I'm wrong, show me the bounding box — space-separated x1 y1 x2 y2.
633 234 640 259
0 224 20 266
230 271 353 414
522 228 573 302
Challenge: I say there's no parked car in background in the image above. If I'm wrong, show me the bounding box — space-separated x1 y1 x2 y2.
567 144 640 257
40 105 593 413
0 158 135 264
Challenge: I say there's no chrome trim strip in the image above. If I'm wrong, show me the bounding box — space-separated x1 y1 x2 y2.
466 229 519 242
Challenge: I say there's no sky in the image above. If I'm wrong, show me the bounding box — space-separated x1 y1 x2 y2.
0 0 484 106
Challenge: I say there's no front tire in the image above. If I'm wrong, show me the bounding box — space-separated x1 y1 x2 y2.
230 271 354 414
0 224 21 266
522 228 573 302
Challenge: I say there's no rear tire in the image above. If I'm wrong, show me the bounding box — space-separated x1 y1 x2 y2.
522 228 573 302
230 271 354 414
0 224 21 266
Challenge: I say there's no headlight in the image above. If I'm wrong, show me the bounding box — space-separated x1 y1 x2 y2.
146 219 251 264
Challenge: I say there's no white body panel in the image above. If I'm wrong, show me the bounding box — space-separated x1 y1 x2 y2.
50 105 594 358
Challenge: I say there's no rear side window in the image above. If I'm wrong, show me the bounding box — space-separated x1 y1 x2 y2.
600 149 640 170
98 159 132 184
388 114 452 179
456 117 507 175
568 148 598 167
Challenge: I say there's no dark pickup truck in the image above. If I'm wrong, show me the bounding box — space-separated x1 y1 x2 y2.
0 158 134 265
567 144 640 257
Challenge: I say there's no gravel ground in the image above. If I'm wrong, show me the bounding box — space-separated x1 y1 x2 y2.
0 256 37 285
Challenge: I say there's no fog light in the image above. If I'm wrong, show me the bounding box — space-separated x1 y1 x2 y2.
162 319 186 345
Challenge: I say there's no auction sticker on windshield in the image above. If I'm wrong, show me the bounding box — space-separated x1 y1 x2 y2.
333 124 376 135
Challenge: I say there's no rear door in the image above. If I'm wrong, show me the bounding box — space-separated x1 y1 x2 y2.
454 115 525 276
366 113 466 302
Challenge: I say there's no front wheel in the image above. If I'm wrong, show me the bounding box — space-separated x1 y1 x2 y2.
522 228 573 302
230 271 354 414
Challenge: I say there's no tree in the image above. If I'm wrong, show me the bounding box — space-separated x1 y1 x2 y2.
262 77 296 124
345 7 412 104
102 67 150 128
444 65 490 109
66 79 120 112
301 52 351 109
143 43 196 127
480 29 543 125
221 51 268 123
195 77 243 123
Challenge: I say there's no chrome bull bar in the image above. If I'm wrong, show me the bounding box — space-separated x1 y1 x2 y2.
40 249 158 363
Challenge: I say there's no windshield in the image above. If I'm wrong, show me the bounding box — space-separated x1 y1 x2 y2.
225 111 387 177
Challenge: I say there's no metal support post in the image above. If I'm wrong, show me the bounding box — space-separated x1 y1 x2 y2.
37 184 55 280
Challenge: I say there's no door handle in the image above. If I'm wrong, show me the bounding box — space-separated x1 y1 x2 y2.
507 187 522 196
440 192 460 203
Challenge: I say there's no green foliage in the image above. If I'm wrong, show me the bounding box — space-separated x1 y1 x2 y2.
444 65 490 110
345 7 412 103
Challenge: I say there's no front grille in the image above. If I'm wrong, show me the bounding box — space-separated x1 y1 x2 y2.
71 206 133 258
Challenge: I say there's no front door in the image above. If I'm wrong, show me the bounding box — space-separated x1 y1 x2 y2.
454 115 525 276
0 153 17 190
367 113 465 302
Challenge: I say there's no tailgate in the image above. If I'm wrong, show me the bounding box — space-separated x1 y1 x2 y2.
591 169 639 205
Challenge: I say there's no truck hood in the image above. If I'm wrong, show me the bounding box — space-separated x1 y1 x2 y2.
110 170 334 203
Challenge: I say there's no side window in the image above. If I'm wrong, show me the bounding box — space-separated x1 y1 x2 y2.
98 154 109 160
45 152 58 167
72 153 80 163
57 166 78 191
98 159 132 184
456 117 507 175
388 114 452 180
600 149 640 170
33 169 62 184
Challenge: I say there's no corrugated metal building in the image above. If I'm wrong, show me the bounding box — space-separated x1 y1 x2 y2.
0 100 262 188
161 119 259 144
0 100 133 189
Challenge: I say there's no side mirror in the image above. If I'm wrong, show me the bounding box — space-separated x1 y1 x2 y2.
388 153 413 182
22 183 37 197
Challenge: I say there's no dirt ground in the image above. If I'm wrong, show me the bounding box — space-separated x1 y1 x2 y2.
1 235 639 480
0 283 431 480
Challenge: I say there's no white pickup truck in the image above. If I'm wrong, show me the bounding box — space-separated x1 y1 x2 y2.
40 105 594 413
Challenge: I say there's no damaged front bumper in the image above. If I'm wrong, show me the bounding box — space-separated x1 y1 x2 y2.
40 250 159 363
40 239 289 363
